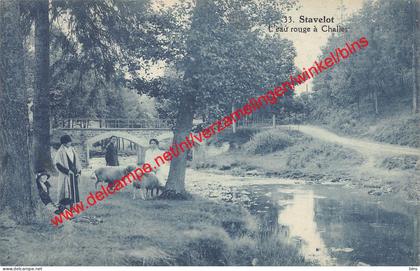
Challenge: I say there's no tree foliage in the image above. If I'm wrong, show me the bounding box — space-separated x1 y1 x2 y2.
131 0 298 197
309 0 416 124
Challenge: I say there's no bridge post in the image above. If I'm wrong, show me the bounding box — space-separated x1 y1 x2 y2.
86 144 90 166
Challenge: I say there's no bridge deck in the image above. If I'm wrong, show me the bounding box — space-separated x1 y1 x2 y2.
53 117 280 130
53 118 174 129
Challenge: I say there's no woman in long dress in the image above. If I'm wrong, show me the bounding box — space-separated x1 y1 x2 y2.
54 135 82 210
144 138 168 186
105 136 119 166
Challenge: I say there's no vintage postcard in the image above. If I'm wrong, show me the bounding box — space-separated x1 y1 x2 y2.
0 0 418 269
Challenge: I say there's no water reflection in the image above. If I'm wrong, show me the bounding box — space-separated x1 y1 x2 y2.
313 194 417 266
238 184 417 266
277 189 333 265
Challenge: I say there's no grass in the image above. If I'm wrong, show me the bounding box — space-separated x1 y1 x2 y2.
377 155 418 170
211 128 258 148
313 109 420 148
197 129 364 179
243 130 297 154
194 128 419 200
0 174 308 266
368 114 420 148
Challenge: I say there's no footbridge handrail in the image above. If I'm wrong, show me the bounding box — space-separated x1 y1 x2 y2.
53 118 174 129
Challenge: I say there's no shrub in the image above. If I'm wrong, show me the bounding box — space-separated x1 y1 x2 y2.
212 128 259 147
243 130 295 154
228 236 309 266
372 115 420 147
379 155 418 170
177 227 231 265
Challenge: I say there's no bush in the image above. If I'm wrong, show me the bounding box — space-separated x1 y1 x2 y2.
177 227 231 265
379 155 418 170
228 236 309 266
212 128 259 147
285 142 363 170
372 115 420 147
243 130 295 154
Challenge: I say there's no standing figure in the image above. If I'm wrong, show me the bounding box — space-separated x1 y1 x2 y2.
105 136 119 166
144 138 169 186
54 135 82 210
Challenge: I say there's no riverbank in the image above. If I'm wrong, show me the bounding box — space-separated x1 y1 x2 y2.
193 128 419 201
0 174 309 266
312 110 420 148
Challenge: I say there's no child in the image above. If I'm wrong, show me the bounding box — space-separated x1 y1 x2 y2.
35 169 62 214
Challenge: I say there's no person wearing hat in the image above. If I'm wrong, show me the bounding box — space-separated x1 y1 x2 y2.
105 136 119 166
35 169 64 215
54 135 82 210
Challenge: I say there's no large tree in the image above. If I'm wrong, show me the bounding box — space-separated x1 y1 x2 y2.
412 0 419 114
135 0 297 198
28 0 134 168
33 0 53 172
0 0 35 223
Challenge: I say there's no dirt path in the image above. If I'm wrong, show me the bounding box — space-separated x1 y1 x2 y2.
284 125 420 157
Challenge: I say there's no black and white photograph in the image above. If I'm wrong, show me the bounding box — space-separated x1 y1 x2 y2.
0 0 419 268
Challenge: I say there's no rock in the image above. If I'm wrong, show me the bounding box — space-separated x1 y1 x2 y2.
331 247 354 253
368 190 382 196
219 165 231 170
383 186 393 193
240 195 251 202
208 192 219 198
246 169 260 176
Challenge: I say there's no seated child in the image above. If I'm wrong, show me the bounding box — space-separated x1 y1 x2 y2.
35 169 62 214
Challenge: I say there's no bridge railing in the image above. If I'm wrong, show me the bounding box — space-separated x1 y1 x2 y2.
53 116 280 130
53 118 174 129
236 117 274 128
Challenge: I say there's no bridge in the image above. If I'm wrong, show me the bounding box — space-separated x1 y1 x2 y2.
51 118 174 166
51 117 279 166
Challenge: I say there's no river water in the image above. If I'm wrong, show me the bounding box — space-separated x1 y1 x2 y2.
88 157 418 266
186 170 418 266
229 183 417 266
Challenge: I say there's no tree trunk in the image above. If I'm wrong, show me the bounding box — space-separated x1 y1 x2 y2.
0 0 35 223
232 103 236 133
162 94 195 199
373 88 379 115
413 0 419 114
33 0 53 172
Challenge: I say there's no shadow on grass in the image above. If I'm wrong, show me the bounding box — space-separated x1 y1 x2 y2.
0 179 312 266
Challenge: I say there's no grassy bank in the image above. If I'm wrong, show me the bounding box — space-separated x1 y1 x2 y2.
194 129 419 201
313 111 420 148
0 175 308 266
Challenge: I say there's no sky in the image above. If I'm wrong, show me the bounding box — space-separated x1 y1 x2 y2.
148 0 367 93
281 0 366 92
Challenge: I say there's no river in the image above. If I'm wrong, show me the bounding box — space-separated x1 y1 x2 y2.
186 169 418 266
87 157 418 266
